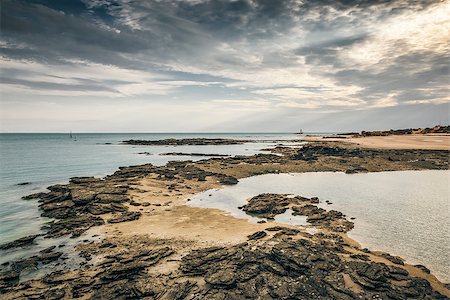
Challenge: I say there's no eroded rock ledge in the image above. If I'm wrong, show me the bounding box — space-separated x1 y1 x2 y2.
123 138 251 145
241 193 354 232
2 230 447 299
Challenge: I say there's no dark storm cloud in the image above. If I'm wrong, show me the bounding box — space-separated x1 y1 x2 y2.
295 34 368 67
2 0 436 68
0 0 153 65
0 0 448 117
331 51 449 104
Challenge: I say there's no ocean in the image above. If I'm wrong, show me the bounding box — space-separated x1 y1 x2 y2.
0 133 299 244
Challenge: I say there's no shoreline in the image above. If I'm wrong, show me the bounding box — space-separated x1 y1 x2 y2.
1 136 449 298
303 133 450 150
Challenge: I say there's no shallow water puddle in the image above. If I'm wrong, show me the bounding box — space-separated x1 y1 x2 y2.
188 170 450 282
273 209 309 226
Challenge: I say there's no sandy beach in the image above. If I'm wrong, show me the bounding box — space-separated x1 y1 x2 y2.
304 134 450 150
1 136 449 299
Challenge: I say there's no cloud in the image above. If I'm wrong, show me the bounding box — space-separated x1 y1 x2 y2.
0 0 448 131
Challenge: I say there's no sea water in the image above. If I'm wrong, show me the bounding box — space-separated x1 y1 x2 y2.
0 132 300 245
189 171 450 282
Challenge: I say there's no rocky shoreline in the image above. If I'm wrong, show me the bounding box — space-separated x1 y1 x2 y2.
1 140 449 299
123 138 251 145
159 152 230 157
333 125 450 137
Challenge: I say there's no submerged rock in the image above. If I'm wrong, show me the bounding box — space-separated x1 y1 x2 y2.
0 235 40 250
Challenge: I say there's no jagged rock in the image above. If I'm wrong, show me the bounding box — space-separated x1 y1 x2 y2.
44 215 105 238
0 270 20 289
247 231 267 240
123 138 250 146
71 189 97 205
161 281 197 300
345 167 368 174
98 262 146 282
241 194 290 218
0 234 40 250
205 267 237 286
107 212 141 223
415 264 431 274
40 200 74 211
241 194 353 232
180 238 443 299
380 253 405 265
217 175 239 185
69 177 101 184
95 193 129 203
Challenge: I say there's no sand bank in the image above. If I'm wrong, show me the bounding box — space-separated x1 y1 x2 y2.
304 134 450 150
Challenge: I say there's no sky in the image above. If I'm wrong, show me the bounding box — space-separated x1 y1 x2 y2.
0 0 449 132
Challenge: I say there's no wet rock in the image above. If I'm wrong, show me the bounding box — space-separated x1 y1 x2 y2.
43 288 65 299
95 193 129 203
40 200 74 211
205 267 237 286
179 237 442 299
247 231 267 240
265 226 287 231
44 215 105 238
22 192 46 200
69 177 101 184
345 167 368 174
242 194 353 232
123 138 250 146
415 264 431 274
107 211 141 223
161 152 229 157
98 262 146 282
162 281 197 300
11 257 39 273
70 189 97 205
380 253 405 265
350 254 369 261
39 251 63 264
0 270 20 288
241 194 290 218
0 234 40 250
217 175 239 185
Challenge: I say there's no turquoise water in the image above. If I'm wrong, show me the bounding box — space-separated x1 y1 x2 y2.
189 171 450 282
0 133 299 245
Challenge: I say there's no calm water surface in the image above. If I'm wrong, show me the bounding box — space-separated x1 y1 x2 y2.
189 171 450 282
0 132 300 245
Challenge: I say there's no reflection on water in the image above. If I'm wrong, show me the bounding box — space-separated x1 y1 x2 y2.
0 227 102 281
274 209 309 226
189 170 450 282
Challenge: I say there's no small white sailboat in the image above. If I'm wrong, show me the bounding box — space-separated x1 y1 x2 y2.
297 129 303 134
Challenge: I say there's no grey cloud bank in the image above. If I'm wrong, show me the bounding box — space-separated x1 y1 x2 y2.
0 0 449 132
